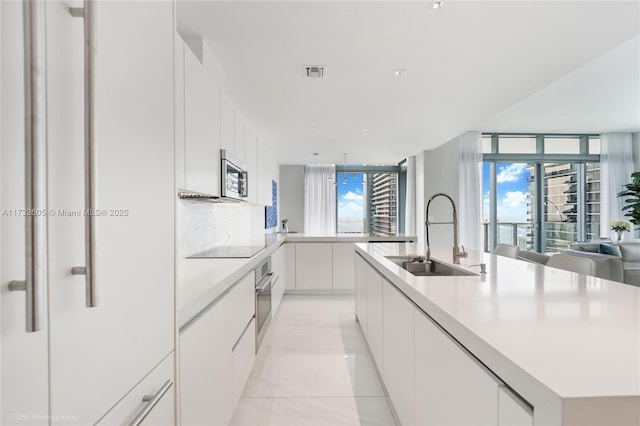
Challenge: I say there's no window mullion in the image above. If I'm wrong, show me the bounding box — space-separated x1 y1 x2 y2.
490 162 497 251
535 163 544 253
577 163 586 242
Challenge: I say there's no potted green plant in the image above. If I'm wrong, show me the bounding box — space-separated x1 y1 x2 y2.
280 218 289 234
617 171 640 231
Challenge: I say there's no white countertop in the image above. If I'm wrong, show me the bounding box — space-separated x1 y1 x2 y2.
355 242 640 403
283 233 415 243
177 234 285 329
177 234 415 327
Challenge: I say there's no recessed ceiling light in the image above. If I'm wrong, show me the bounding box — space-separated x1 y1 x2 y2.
311 126 319 131
432 1 444 9
363 128 369 132
305 66 325 79
393 69 405 76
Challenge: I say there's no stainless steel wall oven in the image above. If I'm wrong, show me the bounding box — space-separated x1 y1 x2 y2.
254 257 272 350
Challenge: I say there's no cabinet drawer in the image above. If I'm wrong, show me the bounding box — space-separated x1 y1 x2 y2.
228 272 256 346
271 274 284 317
232 318 256 410
97 353 175 425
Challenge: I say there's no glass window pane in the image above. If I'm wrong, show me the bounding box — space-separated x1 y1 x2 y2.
337 173 365 233
544 137 580 154
589 137 601 154
482 162 490 251
482 136 493 153
495 162 534 250
543 163 578 253
586 163 601 240
498 136 537 154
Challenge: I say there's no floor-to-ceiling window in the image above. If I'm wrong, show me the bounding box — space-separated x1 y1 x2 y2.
336 165 402 235
336 172 366 233
483 134 600 254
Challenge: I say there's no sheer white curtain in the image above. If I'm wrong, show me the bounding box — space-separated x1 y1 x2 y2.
600 134 637 239
404 156 417 237
458 131 483 251
304 165 336 235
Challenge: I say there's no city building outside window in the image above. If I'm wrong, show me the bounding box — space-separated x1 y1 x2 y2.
482 134 600 254
336 169 401 235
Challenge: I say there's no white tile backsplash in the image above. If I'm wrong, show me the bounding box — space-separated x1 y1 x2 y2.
178 199 273 257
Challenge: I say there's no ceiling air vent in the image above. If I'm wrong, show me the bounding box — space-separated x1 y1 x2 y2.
305 66 325 79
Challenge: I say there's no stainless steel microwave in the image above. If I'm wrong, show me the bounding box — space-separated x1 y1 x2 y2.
221 149 248 200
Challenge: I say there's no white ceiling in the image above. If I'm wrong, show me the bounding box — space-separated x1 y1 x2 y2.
177 1 640 165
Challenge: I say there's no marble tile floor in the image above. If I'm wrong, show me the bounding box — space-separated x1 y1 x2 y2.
230 295 397 426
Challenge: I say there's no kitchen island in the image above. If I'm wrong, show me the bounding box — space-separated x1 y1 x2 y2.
282 234 415 293
355 242 640 426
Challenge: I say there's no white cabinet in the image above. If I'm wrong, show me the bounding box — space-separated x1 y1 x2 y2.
289 242 357 291
174 34 186 190
235 110 246 164
228 273 257 344
414 309 499 426
366 266 384 372
183 37 221 196
221 91 235 157
332 243 356 289
180 297 233 426
382 282 415 426
271 244 286 315
244 128 257 203
356 254 535 426
97 354 175 425
232 319 256 411
355 255 368 331
2 2 176 422
295 243 333 289
498 386 533 426
0 2 48 422
285 243 297 290
180 273 257 426
256 140 274 206
356 254 384 371
45 1 175 423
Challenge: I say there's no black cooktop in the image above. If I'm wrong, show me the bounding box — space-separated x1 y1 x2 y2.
187 245 265 259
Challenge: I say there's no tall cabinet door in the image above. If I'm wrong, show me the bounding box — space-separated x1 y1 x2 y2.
1 2 49 423
46 2 175 423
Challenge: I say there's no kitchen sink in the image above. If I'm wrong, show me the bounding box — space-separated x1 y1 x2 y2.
385 256 477 277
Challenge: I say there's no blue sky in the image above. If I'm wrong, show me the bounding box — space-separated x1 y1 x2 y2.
483 163 531 223
337 173 364 220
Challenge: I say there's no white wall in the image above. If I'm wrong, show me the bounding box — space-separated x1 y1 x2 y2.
415 152 425 246
279 165 304 233
421 138 461 250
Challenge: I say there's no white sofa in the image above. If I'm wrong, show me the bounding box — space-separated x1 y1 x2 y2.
617 243 640 286
565 242 640 287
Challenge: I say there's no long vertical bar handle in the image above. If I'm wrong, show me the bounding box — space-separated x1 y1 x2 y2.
70 1 98 308
8 0 48 333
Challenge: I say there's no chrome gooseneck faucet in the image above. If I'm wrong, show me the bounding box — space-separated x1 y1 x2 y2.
425 192 467 264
